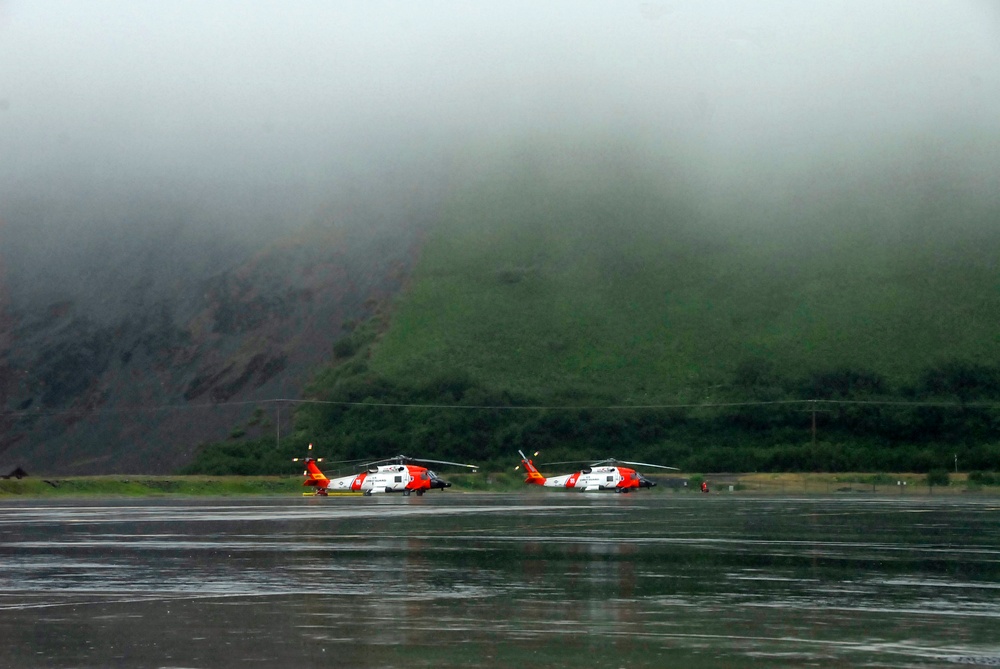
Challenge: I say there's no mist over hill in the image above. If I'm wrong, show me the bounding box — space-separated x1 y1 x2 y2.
2 2 999 474
370 136 1000 394
184 135 1000 476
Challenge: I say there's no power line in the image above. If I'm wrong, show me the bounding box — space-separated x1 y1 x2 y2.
3 396 999 419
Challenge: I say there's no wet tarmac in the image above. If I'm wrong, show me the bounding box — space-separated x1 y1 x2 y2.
1 493 998 667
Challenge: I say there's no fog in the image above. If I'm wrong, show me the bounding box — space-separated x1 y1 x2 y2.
2 0 999 312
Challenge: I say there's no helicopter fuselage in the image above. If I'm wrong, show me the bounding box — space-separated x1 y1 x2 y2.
309 461 451 496
541 466 653 492
518 451 659 493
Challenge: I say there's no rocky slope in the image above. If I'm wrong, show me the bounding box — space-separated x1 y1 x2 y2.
0 219 422 475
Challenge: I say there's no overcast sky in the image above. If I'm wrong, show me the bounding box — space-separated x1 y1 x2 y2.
1 0 999 288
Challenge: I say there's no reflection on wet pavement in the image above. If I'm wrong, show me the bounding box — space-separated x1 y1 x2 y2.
1 494 998 667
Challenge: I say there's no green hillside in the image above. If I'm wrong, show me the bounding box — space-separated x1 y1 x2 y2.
373 167 999 400
186 156 1000 475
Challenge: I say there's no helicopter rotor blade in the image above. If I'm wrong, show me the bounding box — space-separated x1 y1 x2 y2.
358 455 479 469
358 457 395 469
618 460 679 470
591 458 679 471
294 455 367 465
533 457 677 471
356 454 418 468
357 455 479 470
408 457 479 470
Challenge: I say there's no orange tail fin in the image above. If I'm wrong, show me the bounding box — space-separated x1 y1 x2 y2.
302 458 330 487
295 444 330 488
518 450 546 485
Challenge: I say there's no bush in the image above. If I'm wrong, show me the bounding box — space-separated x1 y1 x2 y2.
968 471 996 486
333 337 358 359
926 469 950 487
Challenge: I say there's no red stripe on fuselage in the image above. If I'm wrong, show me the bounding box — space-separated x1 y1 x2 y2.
405 465 426 491
350 472 368 491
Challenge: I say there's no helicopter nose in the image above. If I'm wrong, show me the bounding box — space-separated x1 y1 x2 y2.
638 475 656 488
430 478 452 489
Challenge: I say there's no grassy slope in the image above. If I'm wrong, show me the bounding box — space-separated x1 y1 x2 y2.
183 152 999 476
371 168 999 402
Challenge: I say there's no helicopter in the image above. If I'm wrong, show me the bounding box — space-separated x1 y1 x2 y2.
516 450 678 493
295 444 478 496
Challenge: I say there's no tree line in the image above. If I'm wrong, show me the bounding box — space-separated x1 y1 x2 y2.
183 353 1000 476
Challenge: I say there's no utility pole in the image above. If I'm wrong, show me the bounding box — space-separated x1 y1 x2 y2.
812 400 817 447
800 401 830 447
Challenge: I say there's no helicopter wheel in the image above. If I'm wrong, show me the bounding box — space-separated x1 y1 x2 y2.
416 490 424 496
402 490 411 496
363 490 372 497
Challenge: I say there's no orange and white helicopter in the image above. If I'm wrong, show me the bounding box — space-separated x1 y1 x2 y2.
517 450 678 493
295 444 478 496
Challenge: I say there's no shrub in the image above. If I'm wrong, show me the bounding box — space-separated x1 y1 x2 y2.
333 337 358 359
968 471 996 486
926 469 950 487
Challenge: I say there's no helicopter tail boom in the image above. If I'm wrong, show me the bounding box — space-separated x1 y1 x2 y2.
302 458 330 488
518 450 546 485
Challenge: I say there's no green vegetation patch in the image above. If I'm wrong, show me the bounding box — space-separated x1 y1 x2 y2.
372 164 1000 402
185 152 1000 477
0 476 301 497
